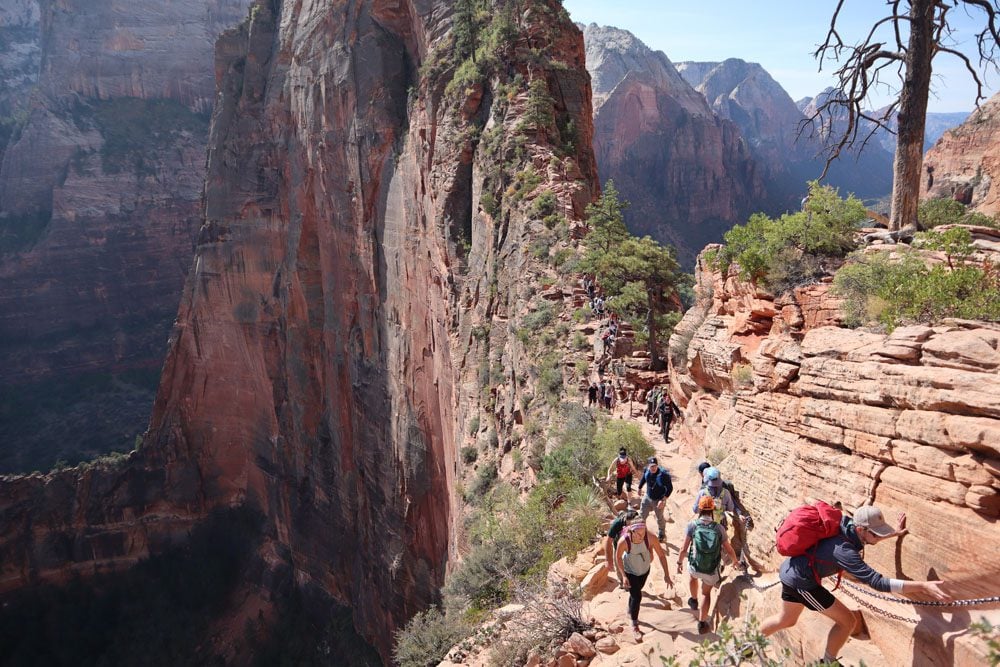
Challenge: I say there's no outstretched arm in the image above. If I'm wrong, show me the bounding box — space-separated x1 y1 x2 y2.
676 534 692 574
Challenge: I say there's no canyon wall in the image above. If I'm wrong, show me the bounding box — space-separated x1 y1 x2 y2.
669 249 1000 666
583 25 766 268
0 0 250 472
0 0 598 661
922 92 1000 216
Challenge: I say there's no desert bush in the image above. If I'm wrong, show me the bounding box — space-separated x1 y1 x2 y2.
467 463 498 501
712 182 865 293
461 446 479 464
918 198 1000 229
660 616 790 667
731 362 754 388
468 416 481 436
833 251 1000 329
522 303 554 331
971 617 1000 666
488 582 589 667
393 607 470 667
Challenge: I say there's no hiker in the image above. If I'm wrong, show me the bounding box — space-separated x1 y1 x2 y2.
645 388 658 423
603 508 638 571
676 496 740 634
637 457 673 540
658 393 680 442
614 518 672 642
587 382 598 407
606 448 640 503
691 466 748 530
604 381 615 410
760 505 950 664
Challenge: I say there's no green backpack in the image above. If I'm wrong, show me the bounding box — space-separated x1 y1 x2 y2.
688 522 723 574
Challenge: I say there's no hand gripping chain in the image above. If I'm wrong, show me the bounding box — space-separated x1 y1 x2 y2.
840 579 1000 608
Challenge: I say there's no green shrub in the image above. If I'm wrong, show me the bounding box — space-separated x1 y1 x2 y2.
522 303 554 331
971 617 1000 666
531 190 558 218
468 415 481 436
918 198 1000 229
660 616 789 667
833 251 1000 329
462 446 479 464
572 332 588 350
713 182 865 293
467 463 498 500
394 608 470 667
480 191 499 217
731 362 754 388
537 354 564 404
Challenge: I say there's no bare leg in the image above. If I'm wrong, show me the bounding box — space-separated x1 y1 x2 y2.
761 600 805 637
689 576 698 603
819 598 857 659
699 580 713 623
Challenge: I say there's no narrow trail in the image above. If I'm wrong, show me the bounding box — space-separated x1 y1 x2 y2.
577 303 887 666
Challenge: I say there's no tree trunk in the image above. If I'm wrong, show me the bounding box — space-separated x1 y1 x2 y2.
647 290 664 371
889 0 936 230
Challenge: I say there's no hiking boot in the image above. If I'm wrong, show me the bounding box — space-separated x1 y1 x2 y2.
658 530 665 540
687 597 698 610
697 620 710 634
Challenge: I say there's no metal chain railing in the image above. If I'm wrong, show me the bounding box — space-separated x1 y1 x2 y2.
839 579 1000 608
838 582 920 624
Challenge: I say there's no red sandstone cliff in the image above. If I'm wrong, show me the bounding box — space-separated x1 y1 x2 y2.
0 0 251 472
922 92 1000 215
669 249 1000 665
583 25 766 268
0 0 598 661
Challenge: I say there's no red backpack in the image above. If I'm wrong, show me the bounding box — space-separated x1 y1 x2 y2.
775 501 844 586
775 501 842 556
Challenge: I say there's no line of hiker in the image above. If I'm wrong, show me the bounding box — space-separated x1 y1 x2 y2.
587 378 618 411
606 458 751 641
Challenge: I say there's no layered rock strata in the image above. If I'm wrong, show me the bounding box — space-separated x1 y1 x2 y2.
0 0 251 471
0 0 598 660
583 25 766 268
669 249 1000 665
922 92 1000 215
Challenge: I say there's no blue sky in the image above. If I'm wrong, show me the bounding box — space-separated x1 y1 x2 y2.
564 0 998 113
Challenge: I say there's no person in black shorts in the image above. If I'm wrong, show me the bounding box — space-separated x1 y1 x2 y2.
605 448 639 503
760 505 949 664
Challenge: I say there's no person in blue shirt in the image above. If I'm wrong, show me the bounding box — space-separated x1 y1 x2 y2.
637 457 673 540
760 505 950 665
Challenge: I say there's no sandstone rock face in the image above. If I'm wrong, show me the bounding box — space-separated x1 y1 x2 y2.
0 0 250 472
0 0 598 661
680 66 894 207
922 92 1000 215
583 25 766 268
670 254 1000 666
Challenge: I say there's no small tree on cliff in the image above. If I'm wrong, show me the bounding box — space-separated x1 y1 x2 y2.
811 0 1000 230
580 182 684 370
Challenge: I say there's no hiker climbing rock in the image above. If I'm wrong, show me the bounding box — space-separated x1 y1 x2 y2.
614 518 672 643
588 382 598 407
637 457 673 540
606 447 640 504
676 495 740 634
603 508 638 572
761 504 950 665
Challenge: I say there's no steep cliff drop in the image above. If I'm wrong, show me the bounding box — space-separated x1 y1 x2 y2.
0 0 251 472
667 248 1000 665
0 0 598 662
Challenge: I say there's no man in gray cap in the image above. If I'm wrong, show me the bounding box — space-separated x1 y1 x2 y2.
759 505 950 665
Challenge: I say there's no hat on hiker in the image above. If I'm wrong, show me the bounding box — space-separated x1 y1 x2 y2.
853 505 894 537
697 461 711 475
703 466 722 487
619 448 627 457
647 456 658 465
697 495 716 512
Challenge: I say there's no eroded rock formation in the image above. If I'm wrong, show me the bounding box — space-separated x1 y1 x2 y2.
0 0 251 472
0 0 598 661
583 25 766 268
681 66 895 208
670 249 1000 665
922 92 1000 215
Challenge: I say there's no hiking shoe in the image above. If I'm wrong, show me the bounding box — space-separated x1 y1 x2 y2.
658 530 665 540
687 597 698 610
697 620 709 634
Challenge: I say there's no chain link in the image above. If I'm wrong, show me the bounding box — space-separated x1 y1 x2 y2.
739 572 782 593
839 579 1000 608
838 582 920 624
